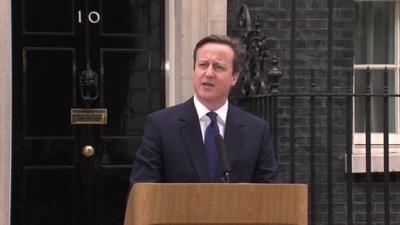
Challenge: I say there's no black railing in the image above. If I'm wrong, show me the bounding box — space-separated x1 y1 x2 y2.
231 3 400 224
232 67 400 225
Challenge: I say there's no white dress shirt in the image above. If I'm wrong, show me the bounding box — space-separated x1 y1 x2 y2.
193 95 228 142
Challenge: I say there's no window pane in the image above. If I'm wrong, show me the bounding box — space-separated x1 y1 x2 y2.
354 70 396 132
354 1 395 64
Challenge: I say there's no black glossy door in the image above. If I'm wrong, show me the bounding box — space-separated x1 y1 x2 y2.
11 1 164 225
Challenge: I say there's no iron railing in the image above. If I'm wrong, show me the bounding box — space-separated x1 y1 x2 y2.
232 67 399 225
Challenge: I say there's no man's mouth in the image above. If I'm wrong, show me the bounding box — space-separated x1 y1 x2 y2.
202 82 214 87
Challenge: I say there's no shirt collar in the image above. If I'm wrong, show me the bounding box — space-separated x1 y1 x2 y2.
193 95 228 124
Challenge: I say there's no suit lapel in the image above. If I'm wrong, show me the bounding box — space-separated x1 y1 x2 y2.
223 104 245 174
179 99 209 182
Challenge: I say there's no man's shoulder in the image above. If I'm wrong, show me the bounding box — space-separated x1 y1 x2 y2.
149 99 194 119
229 103 270 126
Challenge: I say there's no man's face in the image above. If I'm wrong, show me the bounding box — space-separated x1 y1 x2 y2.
193 42 238 109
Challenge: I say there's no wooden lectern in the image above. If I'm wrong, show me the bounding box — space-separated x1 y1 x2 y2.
124 183 308 225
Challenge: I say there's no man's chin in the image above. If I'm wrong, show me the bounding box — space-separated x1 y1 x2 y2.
196 92 215 101
197 95 226 105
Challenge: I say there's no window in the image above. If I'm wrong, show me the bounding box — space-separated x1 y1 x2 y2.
352 0 400 172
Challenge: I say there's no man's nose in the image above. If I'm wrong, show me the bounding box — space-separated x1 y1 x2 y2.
204 65 214 77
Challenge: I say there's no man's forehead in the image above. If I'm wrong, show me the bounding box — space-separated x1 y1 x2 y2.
197 56 229 62
197 45 233 59
198 42 233 50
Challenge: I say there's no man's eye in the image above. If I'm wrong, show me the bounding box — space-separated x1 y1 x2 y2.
199 63 208 68
214 65 225 71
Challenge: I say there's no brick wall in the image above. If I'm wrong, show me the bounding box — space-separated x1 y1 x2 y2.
228 0 400 224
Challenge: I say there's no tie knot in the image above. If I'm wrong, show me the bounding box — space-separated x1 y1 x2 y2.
206 112 218 124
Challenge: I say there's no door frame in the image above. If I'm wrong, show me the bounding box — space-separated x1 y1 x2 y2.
0 0 227 224
0 0 12 224
165 0 227 107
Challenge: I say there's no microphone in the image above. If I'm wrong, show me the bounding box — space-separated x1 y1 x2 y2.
214 134 231 183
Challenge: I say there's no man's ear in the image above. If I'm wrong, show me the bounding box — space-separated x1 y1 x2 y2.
232 72 239 86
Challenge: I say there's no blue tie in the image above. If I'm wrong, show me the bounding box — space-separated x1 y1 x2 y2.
204 112 220 181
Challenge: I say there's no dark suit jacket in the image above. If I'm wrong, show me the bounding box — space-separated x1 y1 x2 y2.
129 98 278 184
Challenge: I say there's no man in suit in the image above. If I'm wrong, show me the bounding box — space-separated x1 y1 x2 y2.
130 35 278 184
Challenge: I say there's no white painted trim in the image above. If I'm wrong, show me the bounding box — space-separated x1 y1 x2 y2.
165 0 176 107
8 0 12 222
353 64 397 69
346 153 400 173
353 133 400 147
0 0 12 224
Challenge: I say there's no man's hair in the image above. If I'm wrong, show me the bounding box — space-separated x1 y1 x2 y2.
193 34 240 73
